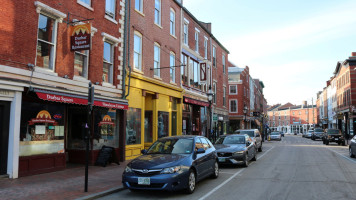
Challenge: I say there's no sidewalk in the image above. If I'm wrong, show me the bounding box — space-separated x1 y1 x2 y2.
0 161 128 200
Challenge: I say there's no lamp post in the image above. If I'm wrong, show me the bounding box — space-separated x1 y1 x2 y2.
243 105 248 129
207 86 214 141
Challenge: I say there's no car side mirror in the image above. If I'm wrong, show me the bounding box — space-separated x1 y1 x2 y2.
196 148 205 154
141 149 148 154
246 141 251 146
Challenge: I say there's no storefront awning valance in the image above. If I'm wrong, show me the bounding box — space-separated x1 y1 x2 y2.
33 88 128 110
183 97 209 107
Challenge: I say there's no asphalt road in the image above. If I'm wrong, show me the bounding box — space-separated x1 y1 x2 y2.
96 135 356 200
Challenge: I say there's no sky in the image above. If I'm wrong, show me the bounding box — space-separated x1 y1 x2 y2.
183 0 356 106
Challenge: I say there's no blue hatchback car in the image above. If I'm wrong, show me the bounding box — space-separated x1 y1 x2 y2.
122 135 219 193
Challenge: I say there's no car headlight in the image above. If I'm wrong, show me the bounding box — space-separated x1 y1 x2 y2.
124 166 132 173
161 166 181 174
234 151 244 155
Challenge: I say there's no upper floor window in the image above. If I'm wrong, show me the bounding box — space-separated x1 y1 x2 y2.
154 0 161 25
36 14 57 70
79 0 91 6
170 52 175 82
204 38 208 59
105 0 116 19
170 9 175 36
183 23 188 45
213 82 217 104
135 0 143 12
195 31 199 52
230 100 237 113
222 54 226 74
189 58 200 89
229 85 237 94
212 46 216 67
134 32 142 71
181 54 188 85
103 41 113 84
223 86 226 107
154 43 160 77
74 50 89 78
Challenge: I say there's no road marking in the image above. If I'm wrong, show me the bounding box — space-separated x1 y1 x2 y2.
198 146 275 200
327 148 356 164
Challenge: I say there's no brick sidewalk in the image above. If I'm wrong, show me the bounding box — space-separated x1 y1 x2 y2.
0 161 128 200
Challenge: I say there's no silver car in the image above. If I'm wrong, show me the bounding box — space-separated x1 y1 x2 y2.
235 129 263 152
270 132 282 141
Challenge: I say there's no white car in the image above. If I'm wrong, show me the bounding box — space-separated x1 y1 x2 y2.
306 130 313 138
270 132 282 141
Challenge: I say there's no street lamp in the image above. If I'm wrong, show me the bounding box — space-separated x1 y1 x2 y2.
207 86 214 141
243 105 248 129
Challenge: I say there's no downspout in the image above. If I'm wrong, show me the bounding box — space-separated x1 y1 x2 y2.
124 0 132 99
122 0 131 99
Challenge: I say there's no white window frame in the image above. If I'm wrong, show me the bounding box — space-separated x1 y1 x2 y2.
34 2 66 73
154 43 160 77
74 50 89 79
170 52 175 83
170 9 175 36
222 54 226 74
223 86 226 107
101 32 120 86
135 0 143 13
204 37 208 59
105 0 116 19
230 99 238 113
195 29 200 52
183 19 189 45
212 45 216 67
229 85 237 95
213 82 217 104
77 0 93 10
134 32 142 71
103 41 114 84
154 0 161 26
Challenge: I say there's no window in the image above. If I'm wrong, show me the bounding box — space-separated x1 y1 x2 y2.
103 41 113 84
171 98 178 136
170 52 175 82
154 43 160 77
158 111 169 138
170 9 175 36
181 54 188 85
154 0 161 25
126 108 141 145
223 86 226 106
204 38 208 59
230 100 237 113
36 14 56 70
135 0 143 12
74 50 88 78
212 46 216 67
230 85 237 94
189 59 200 89
213 82 217 104
105 0 115 19
134 32 142 70
183 23 188 45
79 0 91 6
195 31 199 52
222 54 226 74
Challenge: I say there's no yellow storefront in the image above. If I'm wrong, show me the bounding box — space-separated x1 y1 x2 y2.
125 73 183 160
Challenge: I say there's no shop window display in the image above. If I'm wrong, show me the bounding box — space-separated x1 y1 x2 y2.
20 102 65 156
93 109 118 150
126 108 141 145
158 111 169 138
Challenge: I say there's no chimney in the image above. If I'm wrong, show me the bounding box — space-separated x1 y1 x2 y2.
352 52 356 57
302 101 307 108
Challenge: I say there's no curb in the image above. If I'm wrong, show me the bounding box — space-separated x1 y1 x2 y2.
75 186 126 200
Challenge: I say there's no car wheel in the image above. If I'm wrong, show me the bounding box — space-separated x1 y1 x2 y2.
251 152 257 161
243 154 249 167
349 148 355 158
186 169 196 194
210 161 219 179
258 144 262 152
325 140 329 145
322 139 325 144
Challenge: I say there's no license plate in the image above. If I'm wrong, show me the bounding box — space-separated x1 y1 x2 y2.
218 157 226 162
335 138 338 140
138 177 150 185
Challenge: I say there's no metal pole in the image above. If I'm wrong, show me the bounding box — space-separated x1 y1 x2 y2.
85 82 94 192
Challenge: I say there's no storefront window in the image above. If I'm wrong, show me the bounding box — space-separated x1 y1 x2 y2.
126 108 141 145
20 101 65 156
93 108 118 150
144 111 153 143
172 112 177 136
158 111 169 138
67 107 87 150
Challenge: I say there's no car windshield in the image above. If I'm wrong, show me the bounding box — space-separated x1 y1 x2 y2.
239 130 254 137
147 138 194 154
215 136 245 144
327 129 340 134
314 128 323 132
271 132 280 135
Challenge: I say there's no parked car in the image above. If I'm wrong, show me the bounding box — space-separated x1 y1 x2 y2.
235 129 263 152
349 135 356 158
122 135 219 194
305 130 313 138
270 132 282 141
214 134 257 167
311 128 324 140
323 129 345 145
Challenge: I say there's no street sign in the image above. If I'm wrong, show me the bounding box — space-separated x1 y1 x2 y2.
213 114 218 121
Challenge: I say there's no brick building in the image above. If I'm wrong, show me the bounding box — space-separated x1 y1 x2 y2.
0 0 127 178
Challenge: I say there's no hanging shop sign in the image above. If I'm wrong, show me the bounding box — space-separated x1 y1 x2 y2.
70 23 91 51
98 115 115 126
28 110 57 125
